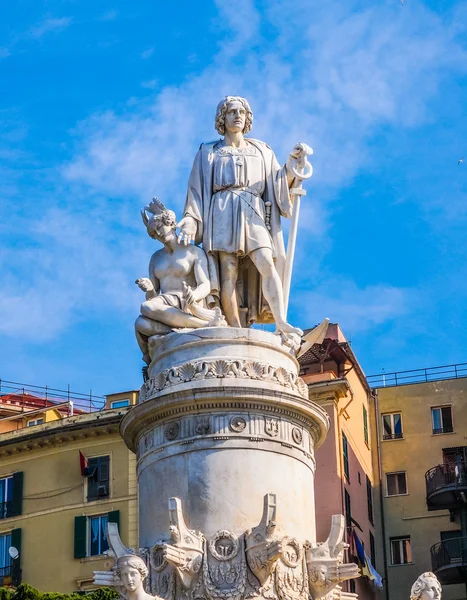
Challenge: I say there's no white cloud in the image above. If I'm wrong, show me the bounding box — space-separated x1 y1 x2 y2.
291 279 414 336
140 46 154 60
30 17 72 39
141 79 158 90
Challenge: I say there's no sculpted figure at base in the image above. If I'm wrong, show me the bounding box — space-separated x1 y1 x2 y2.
135 198 226 364
177 96 312 336
305 514 360 599
410 572 442 600
94 523 160 600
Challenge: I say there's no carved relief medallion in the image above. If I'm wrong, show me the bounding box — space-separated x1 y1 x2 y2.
165 422 180 441
229 416 247 433
280 537 302 568
195 416 210 435
264 417 280 437
291 428 303 445
209 530 240 561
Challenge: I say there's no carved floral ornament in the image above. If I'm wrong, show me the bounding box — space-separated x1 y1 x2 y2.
94 496 360 600
139 359 309 402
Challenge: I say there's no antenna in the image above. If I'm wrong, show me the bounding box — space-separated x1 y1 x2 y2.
8 546 19 560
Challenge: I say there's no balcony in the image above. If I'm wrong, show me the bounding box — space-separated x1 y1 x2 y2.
0 565 21 587
431 537 467 585
426 463 467 511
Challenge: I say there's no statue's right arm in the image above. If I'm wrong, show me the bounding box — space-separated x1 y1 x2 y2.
178 147 205 245
146 254 160 299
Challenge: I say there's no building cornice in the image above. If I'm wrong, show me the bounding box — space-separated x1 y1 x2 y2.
306 377 350 405
0 409 128 456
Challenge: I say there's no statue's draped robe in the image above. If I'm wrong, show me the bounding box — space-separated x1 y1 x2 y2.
183 138 293 325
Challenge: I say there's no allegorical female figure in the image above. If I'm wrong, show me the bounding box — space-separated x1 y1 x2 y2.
410 572 442 600
177 96 309 333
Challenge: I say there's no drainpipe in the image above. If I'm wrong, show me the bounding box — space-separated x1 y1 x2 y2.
374 389 390 600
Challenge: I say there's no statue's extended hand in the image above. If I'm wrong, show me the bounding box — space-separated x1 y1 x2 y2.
136 278 154 293
177 216 197 246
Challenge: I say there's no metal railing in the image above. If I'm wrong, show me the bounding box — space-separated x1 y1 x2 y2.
425 463 467 496
0 378 106 414
433 426 454 435
0 501 12 519
382 432 404 441
367 362 467 388
431 537 467 572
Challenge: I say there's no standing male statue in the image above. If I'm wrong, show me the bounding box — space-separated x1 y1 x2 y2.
177 96 311 334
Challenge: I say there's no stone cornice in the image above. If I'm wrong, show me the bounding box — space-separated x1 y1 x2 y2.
306 378 350 405
121 384 330 453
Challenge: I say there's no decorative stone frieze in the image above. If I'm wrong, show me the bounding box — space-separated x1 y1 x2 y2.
139 358 309 403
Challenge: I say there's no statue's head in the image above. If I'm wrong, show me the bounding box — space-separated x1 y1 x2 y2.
141 198 177 244
215 96 253 136
116 555 148 592
410 572 442 600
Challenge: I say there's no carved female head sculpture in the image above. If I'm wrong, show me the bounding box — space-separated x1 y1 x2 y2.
116 555 149 593
215 96 253 135
410 572 442 600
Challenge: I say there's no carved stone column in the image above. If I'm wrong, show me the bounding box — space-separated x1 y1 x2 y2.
121 328 329 546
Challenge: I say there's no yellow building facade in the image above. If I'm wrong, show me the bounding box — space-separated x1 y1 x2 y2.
372 372 467 600
0 389 139 593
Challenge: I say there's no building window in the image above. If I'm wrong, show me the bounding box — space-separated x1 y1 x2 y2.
74 511 119 558
363 405 369 445
358 472 361 485
0 532 12 583
366 476 373 523
382 413 403 440
89 514 109 557
390 536 412 565
86 456 110 501
344 489 352 529
0 473 23 519
431 407 453 435
342 433 350 480
370 532 376 567
349 579 356 594
27 418 43 427
110 399 130 409
386 472 407 496
0 477 13 519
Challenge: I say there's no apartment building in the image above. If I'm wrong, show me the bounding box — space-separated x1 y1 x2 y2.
370 364 467 600
0 383 138 592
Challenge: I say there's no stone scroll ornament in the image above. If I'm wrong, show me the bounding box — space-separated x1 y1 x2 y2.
94 498 360 600
93 522 160 600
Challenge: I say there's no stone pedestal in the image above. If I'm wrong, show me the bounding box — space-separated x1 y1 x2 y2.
121 328 329 547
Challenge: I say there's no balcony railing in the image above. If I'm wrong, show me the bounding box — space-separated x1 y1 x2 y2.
433 426 454 435
431 537 467 584
0 564 21 587
382 432 404 441
0 501 12 519
426 463 467 510
367 362 467 388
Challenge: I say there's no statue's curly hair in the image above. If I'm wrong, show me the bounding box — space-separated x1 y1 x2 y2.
215 96 253 135
410 572 441 600
116 555 149 581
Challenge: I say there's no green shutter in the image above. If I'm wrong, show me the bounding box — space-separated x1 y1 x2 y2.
74 516 87 559
108 510 120 528
11 528 21 586
9 472 24 517
363 405 369 444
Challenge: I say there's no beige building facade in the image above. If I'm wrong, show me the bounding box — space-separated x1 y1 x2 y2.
371 369 467 600
0 387 138 592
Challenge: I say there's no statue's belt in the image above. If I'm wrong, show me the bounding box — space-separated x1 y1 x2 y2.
214 185 262 198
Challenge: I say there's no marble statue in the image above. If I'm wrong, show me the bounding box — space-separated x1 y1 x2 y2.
94 523 160 600
410 572 442 600
135 198 226 364
177 95 312 334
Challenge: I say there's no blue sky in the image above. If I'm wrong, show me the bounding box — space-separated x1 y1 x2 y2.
1 0 467 396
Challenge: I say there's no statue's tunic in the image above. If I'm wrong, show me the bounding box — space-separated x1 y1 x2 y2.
183 138 293 324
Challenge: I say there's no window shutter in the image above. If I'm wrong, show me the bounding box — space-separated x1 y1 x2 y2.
8 472 24 517
11 528 21 559
108 510 120 529
99 456 110 483
74 516 87 558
